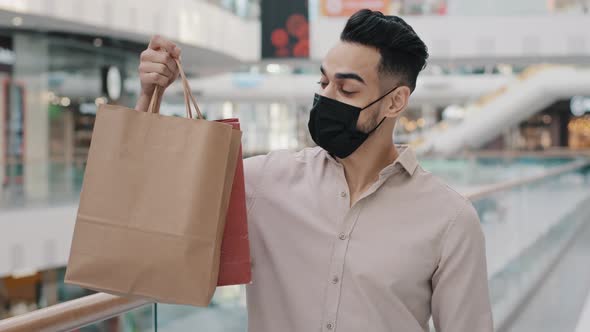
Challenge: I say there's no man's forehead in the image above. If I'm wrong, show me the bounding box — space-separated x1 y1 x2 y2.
322 42 381 78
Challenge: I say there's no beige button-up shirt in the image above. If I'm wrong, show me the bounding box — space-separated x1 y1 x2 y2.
243 145 493 332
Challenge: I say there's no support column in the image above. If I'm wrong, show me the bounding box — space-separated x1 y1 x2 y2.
12 33 50 202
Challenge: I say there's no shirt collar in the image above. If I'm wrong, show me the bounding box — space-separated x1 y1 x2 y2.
321 144 419 177
378 145 419 177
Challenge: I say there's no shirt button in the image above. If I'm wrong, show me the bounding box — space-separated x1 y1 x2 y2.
340 191 347 198
332 276 339 284
327 322 334 330
339 233 347 240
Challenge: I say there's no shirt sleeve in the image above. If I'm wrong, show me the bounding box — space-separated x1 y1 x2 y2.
243 154 268 214
431 201 494 332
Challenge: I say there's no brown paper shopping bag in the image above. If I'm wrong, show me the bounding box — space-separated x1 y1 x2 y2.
65 59 242 306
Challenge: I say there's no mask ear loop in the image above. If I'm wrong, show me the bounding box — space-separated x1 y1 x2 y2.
364 86 401 134
361 85 400 111
367 117 387 135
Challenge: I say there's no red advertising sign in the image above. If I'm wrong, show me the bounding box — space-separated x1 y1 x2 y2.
320 0 390 16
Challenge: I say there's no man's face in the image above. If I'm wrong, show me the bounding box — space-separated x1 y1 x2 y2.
318 41 391 132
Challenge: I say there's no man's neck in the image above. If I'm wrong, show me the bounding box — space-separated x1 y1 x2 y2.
338 137 399 206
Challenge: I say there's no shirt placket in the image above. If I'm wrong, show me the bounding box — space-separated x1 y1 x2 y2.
321 193 363 332
320 165 402 331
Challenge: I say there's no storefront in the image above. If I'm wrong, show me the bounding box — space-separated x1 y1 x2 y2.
568 96 590 149
0 29 142 205
199 100 313 157
508 98 590 151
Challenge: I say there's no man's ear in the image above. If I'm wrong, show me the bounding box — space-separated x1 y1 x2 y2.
385 86 411 118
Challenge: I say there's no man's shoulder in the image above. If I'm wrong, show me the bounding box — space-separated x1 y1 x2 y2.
405 166 482 244
244 146 325 178
271 146 324 162
411 165 475 219
245 147 323 169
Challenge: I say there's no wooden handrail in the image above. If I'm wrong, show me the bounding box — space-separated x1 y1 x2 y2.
0 294 149 332
0 159 588 332
465 159 590 201
463 148 590 159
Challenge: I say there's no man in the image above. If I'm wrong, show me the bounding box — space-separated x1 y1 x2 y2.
135 9 493 332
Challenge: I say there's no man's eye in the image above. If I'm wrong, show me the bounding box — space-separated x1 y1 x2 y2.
317 81 328 88
341 89 355 95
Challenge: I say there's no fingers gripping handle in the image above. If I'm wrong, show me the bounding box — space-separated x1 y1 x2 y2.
147 58 204 120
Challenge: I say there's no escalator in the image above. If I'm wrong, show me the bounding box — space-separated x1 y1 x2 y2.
500 201 590 332
415 65 590 156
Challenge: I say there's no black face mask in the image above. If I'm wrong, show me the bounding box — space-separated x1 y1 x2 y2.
308 86 399 159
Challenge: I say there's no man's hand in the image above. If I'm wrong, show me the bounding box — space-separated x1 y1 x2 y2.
135 35 181 112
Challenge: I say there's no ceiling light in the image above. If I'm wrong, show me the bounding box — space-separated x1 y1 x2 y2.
95 97 107 105
266 64 281 74
61 97 71 107
12 17 23 26
417 118 426 128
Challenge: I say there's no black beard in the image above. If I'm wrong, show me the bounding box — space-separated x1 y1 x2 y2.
357 111 381 133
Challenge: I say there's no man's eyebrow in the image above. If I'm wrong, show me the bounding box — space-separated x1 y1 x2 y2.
320 65 366 84
334 72 365 84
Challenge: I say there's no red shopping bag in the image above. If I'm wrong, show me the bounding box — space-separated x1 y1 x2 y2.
215 118 252 286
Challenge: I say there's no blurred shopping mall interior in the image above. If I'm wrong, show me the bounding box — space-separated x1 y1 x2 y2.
1 0 590 331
